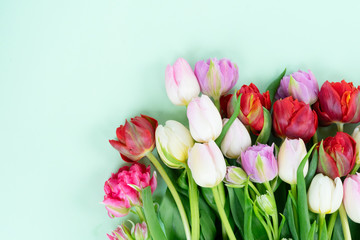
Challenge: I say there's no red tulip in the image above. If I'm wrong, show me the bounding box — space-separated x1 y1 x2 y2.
317 132 356 179
272 96 318 142
109 115 158 162
227 83 271 135
313 80 360 126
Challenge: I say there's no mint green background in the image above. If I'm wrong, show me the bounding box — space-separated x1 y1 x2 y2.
1 0 360 239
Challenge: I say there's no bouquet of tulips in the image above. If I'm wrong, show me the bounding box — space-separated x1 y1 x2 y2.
103 58 360 240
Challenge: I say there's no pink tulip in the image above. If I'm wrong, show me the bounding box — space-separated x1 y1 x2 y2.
343 173 360 223
103 163 157 218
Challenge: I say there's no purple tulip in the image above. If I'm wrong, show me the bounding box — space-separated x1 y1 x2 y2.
194 58 238 100
240 143 278 183
275 70 319 105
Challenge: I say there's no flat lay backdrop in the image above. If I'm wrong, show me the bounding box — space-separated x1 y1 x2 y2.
1 0 360 239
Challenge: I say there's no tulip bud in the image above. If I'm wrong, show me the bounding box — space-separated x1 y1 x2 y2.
109 115 158 162
275 70 319 105
132 222 149 240
103 163 157 218
224 166 248 188
278 138 308 184
165 58 200 106
187 95 222 142
313 80 360 126
352 125 360 164
343 173 360 223
107 222 149 240
241 143 278 183
194 58 238 100
272 96 318 143
188 141 226 187
220 118 251 159
156 120 194 169
227 83 271 135
257 193 276 216
317 132 356 179
107 225 129 240
307 173 343 214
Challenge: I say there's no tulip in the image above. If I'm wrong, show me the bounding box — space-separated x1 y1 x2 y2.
155 120 194 169
224 166 248 188
187 95 222 142
343 173 360 223
313 80 360 126
307 173 343 214
133 222 149 240
188 141 226 187
107 222 149 240
278 138 308 184
317 132 356 179
165 58 200 106
272 96 318 143
107 225 128 240
240 143 278 183
275 70 319 105
352 125 360 164
257 193 276 216
194 58 238 100
109 115 158 162
227 83 271 135
220 118 251 159
103 163 157 218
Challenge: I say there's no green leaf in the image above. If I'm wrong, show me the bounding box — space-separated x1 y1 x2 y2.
284 193 299 240
177 169 189 190
255 107 272 144
200 187 217 212
142 187 167 240
215 93 242 147
278 213 286 237
305 150 318 189
228 188 245 238
244 182 254 240
307 221 317 240
265 68 287 103
297 144 316 240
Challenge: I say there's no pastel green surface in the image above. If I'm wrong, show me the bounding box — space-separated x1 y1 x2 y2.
1 0 360 239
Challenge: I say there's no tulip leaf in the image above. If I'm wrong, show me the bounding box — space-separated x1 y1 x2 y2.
228 187 245 238
307 221 317 240
284 193 299 240
297 143 316 240
143 187 168 240
266 68 287 103
305 149 318 189
200 187 217 213
177 169 189 190
244 181 255 240
215 93 242 147
255 107 272 144
278 213 286 238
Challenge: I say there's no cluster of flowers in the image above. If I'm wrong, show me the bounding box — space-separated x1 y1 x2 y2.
103 57 360 240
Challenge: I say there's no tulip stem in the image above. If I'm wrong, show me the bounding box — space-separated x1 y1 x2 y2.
249 181 261 196
312 131 318 144
134 206 146 222
212 186 236 240
185 165 200 240
327 211 338 240
146 152 191 240
217 182 227 240
350 163 360 175
214 98 221 111
337 123 344 132
319 213 326 240
339 203 352 240
264 181 279 240
290 184 299 233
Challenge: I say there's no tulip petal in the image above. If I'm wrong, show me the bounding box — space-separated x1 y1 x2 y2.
330 177 343 213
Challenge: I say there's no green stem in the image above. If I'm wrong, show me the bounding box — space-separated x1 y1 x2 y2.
146 152 191 240
339 203 352 240
134 206 145 222
350 163 360 175
319 213 326 240
185 166 200 240
212 186 236 240
327 211 338 240
253 205 274 240
337 123 344 132
214 98 221 111
290 184 299 233
249 181 261 196
217 183 227 240
264 181 279 240
312 130 318 144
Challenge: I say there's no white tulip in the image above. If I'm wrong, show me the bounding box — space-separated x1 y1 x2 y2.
220 118 251 159
156 120 194 169
188 141 226 187
307 173 343 214
187 95 222 142
351 125 360 164
343 173 360 223
278 138 308 184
